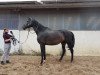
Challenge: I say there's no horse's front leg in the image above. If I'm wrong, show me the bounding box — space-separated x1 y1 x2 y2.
43 45 46 62
40 44 46 65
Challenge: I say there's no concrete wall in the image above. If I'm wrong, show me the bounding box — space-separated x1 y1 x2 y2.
0 9 100 56
20 31 100 56
0 30 100 56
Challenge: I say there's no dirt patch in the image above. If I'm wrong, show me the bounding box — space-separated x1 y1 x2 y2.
0 56 100 75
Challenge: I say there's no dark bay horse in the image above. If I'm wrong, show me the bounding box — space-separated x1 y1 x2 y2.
23 18 75 65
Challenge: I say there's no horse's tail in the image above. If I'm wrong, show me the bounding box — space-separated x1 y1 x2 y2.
71 32 75 48
60 30 75 49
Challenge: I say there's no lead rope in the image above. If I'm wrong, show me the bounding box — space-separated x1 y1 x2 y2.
16 25 38 45
18 26 38 54
19 29 30 44
29 26 38 34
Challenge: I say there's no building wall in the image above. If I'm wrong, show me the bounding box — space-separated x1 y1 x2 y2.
19 31 100 56
19 8 100 30
0 8 100 56
18 8 100 56
0 30 100 56
0 10 19 30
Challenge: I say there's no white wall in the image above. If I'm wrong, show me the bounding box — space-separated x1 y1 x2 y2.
0 30 100 56
20 31 100 56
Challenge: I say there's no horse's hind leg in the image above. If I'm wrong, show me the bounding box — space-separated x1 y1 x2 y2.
67 42 74 62
59 43 66 61
69 48 74 62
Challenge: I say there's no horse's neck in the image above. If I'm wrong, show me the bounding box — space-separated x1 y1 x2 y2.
34 24 48 35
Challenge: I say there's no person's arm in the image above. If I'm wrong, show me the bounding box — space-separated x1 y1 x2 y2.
4 39 11 42
3 34 11 42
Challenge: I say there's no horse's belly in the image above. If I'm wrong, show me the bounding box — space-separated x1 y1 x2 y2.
45 41 61 45
45 34 65 45
37 31 65 45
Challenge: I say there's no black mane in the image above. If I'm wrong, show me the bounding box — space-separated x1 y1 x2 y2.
32 19 50 34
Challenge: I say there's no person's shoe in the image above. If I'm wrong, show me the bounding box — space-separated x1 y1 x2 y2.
6 60 10 63
1 61 5 65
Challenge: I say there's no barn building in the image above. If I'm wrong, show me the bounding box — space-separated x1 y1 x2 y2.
0 0 100 56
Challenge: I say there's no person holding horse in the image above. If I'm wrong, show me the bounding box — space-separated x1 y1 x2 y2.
1 28 13 65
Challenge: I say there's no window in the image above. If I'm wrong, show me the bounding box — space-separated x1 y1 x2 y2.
0 12 19 30
80 13 100 30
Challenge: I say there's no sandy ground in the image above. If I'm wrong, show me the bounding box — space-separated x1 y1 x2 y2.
0 56 100 75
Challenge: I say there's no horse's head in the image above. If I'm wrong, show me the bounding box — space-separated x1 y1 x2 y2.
22 18 33 30
23 18 39 30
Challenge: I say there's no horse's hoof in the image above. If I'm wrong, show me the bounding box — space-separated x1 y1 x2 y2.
59 59 62 62
71 60 74 63
40 63 43 66
43 60 46 63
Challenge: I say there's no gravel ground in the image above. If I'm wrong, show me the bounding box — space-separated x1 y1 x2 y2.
0 56 100 75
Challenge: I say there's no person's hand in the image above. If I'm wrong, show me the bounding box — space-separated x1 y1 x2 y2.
10 36 14 39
